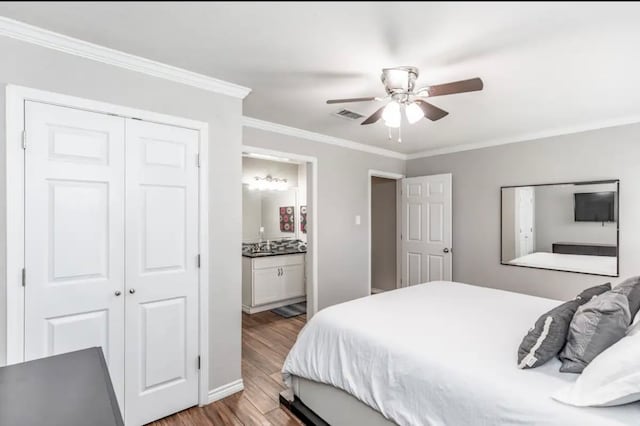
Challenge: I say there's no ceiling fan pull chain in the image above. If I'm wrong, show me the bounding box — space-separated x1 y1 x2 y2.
398 124 402 143
388 127 392 140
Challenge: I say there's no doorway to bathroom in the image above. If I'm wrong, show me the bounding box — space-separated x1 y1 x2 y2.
241 146 318 321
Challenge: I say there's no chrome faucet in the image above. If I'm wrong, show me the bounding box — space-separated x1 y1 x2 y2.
252 240 272 253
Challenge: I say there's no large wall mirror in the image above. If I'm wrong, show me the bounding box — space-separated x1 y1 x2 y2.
501 180 619 276
243 184 299 242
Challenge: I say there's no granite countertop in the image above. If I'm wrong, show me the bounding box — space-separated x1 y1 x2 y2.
242 248 307 258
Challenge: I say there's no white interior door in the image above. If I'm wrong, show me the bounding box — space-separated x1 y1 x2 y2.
24 102 126 408
400 174 452 285
124 119 200 425
516 187 535 257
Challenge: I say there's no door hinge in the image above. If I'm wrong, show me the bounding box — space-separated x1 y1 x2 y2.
196 154 201 168
196 254 201 268
21 268 26 287
400 234 403 240
21 130 27 149
197 355 201 370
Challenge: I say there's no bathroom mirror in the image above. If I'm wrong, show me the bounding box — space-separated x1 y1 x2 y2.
243 184 298 242
501 180 619 277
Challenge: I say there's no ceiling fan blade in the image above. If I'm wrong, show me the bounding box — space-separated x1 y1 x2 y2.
361 105 387 125
326 97 377 104
414 100 449 121
425 78 484 97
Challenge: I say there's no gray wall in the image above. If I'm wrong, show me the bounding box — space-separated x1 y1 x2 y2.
407 123 640 301
534 183 617 252
243 127 406 309
371 177 397 291
0 37 243 391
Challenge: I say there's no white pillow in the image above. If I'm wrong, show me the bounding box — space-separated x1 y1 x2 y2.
629 311 640 336
627 312 640 334
552 331 640 407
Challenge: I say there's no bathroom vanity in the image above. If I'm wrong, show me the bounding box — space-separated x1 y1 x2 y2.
242 250 306 314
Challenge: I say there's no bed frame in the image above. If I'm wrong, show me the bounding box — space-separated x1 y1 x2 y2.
280 376 395 426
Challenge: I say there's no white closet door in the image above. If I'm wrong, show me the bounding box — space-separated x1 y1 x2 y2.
24 102 126 408
124 119 200 425
400 174 452 285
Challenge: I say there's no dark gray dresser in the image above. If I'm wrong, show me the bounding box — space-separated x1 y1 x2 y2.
552 242 617 257
0 347 123 426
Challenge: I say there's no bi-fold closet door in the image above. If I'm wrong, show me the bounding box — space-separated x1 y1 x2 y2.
24 101 200 425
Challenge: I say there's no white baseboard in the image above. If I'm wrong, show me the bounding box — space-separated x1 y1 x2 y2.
242 297 306 314
207 379 244 404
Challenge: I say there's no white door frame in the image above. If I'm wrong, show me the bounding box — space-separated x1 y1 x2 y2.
242 145 319 318
4 85 211 406
368 170 405 294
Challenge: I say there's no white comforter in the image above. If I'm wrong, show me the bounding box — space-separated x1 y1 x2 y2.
282 282 640 426
509 252 617 276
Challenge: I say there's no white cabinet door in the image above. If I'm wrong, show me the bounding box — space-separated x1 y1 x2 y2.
400 174 452 285
253 267 282 305
124 119 200 425
282 264 305 299
24 102 126 409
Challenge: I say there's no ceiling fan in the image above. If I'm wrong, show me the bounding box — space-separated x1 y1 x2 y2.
326 66 483 141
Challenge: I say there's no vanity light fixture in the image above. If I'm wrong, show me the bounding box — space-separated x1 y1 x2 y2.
248 175 289 191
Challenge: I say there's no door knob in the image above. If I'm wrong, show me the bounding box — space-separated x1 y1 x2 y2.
443 248 450 253
129 288 136 294
114 290 121 296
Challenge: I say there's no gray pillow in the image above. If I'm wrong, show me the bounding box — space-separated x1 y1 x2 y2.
612 276 640 320
577 283 612 302
559 291 631 373
517 283 611 369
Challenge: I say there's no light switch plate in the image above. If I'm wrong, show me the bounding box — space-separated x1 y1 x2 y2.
355 215 361 225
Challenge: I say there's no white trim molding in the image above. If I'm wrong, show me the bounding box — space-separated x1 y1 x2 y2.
0 16 251 99
406 114 640 160
208 379 245 403
243 116 407 160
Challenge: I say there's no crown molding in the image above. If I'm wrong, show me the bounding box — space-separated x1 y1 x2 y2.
0 16 251 99
244 113 640 162
406 114 640 160
243 117 408 160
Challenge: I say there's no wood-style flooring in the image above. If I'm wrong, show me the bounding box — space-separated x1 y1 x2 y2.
148 311 306 426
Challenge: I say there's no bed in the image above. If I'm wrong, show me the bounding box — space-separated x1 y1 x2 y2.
282 282 640 425
508 252 617 276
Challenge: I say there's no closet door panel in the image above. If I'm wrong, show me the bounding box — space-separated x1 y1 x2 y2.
124 119 200 426
23 101 126 409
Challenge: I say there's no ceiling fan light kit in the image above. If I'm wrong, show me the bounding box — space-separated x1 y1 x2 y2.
326 66 484 142
405 102 425 124
382 101 401 128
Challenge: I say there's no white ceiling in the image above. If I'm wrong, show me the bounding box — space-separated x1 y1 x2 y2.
2 2 640 155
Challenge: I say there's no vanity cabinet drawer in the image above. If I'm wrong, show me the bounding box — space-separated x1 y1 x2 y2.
252 253 305 269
